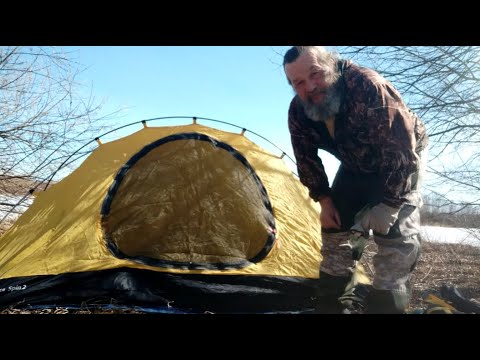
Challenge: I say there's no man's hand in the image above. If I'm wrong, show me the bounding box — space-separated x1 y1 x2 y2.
319 197 341 229
357 203 400 235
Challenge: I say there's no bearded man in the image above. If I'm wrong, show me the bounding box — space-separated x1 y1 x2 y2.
284 46 429 314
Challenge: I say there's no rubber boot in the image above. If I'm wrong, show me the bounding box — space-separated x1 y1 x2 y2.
339 283 370 314
315 272 351 314
366 288 409 314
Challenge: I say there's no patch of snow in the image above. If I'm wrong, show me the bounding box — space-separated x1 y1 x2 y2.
421 226 480 247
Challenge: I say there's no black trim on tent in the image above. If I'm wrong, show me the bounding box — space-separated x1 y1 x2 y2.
100 132 276 270
0 268 328 313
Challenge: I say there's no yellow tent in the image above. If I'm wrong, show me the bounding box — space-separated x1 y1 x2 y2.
0 122 366 313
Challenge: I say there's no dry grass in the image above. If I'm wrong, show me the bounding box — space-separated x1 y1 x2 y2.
0 218 15 236
360 240 480 312
0 177 36 195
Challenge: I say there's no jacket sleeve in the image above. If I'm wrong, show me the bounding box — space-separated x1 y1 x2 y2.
361 79 420 208
288 97 331 201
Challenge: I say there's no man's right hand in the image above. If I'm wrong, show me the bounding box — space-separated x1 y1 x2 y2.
319 196 341 230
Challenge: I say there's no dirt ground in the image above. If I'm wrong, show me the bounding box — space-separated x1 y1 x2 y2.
360 240 480 312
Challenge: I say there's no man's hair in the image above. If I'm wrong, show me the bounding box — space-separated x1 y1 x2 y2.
283 46 339 84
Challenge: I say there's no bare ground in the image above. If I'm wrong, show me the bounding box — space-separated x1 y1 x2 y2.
360 240 480 312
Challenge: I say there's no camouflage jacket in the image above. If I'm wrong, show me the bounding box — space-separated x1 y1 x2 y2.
288 60 429 208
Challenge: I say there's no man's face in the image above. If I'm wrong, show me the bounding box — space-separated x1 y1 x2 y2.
284 50 341 122
284 51 332 105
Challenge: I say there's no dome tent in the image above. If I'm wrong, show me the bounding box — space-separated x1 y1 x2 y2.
0 118 367 313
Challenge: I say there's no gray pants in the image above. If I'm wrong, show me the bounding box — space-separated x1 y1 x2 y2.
320 152 426 293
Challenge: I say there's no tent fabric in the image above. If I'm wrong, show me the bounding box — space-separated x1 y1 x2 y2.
0 124 322 279
0 123 369 311
0 268 322 313
101 132 276 269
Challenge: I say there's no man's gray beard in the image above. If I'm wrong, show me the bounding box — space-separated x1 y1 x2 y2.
301 82 342 123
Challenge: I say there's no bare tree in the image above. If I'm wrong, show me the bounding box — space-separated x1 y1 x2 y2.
0 46 114 227
336 46 480 224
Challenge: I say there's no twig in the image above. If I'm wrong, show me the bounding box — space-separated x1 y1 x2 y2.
421 266 433 281
433 278 459 282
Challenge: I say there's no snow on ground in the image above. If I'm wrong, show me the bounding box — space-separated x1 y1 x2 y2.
421 226 480 247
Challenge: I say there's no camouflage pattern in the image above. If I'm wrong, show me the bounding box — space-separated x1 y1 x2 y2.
320 231 355 277
372 205 422 292
320 210 422 294
371 150 426 291
288 60 429 208
321 151 426 292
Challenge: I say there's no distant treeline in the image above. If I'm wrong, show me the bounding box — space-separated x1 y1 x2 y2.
421 194 480 228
